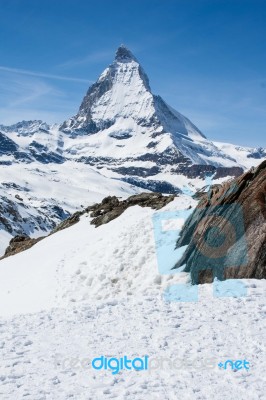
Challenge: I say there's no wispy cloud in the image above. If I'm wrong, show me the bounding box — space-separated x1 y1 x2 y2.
58 49 114 69
0 65 90 83
8 81 56 108
0 73 79 125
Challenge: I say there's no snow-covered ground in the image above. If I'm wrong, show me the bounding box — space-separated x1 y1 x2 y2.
0 161 142 256
0 282 265 400
214 141 266 169
0 158 224 257
0 196 265 399
0 161 140 216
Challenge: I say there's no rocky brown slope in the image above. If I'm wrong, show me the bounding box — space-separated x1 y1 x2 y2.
1 192 175 259
173 160 266 283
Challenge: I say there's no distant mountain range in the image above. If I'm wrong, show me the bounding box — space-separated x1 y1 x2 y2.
0 45 265 252
1 46 265 172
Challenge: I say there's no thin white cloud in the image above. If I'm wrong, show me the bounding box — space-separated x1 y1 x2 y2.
58 49 114 69
0 65 90 83
0 107 70 125
0 74 78 125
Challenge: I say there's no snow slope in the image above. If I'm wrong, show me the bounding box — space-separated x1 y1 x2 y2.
0 154 235 258
0 161 141 256
0 45 265 400
0 196 265 399
0 283 265 400
214 141 266 169
0 196 195 315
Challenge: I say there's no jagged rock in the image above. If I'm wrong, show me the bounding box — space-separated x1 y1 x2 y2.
2 235 42 259
1 192 175 258
87 192 175 227
192 184 222 200
171 164 244 179
0 132 19 154
173 160 266 283
52 211 83 233
15 194 23 202
0 194 70 238
121 177 181 194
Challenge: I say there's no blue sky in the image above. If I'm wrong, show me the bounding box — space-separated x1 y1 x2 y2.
0 0 265 146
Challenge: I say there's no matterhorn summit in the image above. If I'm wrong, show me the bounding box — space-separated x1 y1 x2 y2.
57 45 251 188
61 45 206 147
1 45 264 184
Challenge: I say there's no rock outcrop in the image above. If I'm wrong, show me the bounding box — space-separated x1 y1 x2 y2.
2 235 42 259
1 192 175 259
173 160 266 283
87 192 175 227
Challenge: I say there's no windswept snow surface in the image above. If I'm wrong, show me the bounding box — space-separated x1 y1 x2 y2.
0 196 265 399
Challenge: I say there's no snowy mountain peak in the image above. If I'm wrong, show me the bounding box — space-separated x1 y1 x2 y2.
0 120 49 136
1 46 265 199
57 45 266 176
61 45 153 135
115 45 138 63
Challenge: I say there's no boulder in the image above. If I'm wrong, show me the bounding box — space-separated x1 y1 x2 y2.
173 160 266 283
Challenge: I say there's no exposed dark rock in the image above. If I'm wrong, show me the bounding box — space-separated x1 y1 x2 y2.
109 132 132 140
173 160 266 283
115 45 137 63
171 164 244 179
0 132 32 162
0 194 70 243
146 141 158 148
28 141 65 164
86 192 175 227
67 148 243 182
2 235 42 259
121 177 181 194
52 211 83 233
136 148 191 166
1 192 175 258
0 161 12 165
1 182 30 192
15 194 23 202
114 166 160 177
214 166 244 179
247 147 266 159
0 132 19 154
192 184 222 200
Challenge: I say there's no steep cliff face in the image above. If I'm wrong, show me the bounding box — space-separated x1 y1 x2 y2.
174 160 266 283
